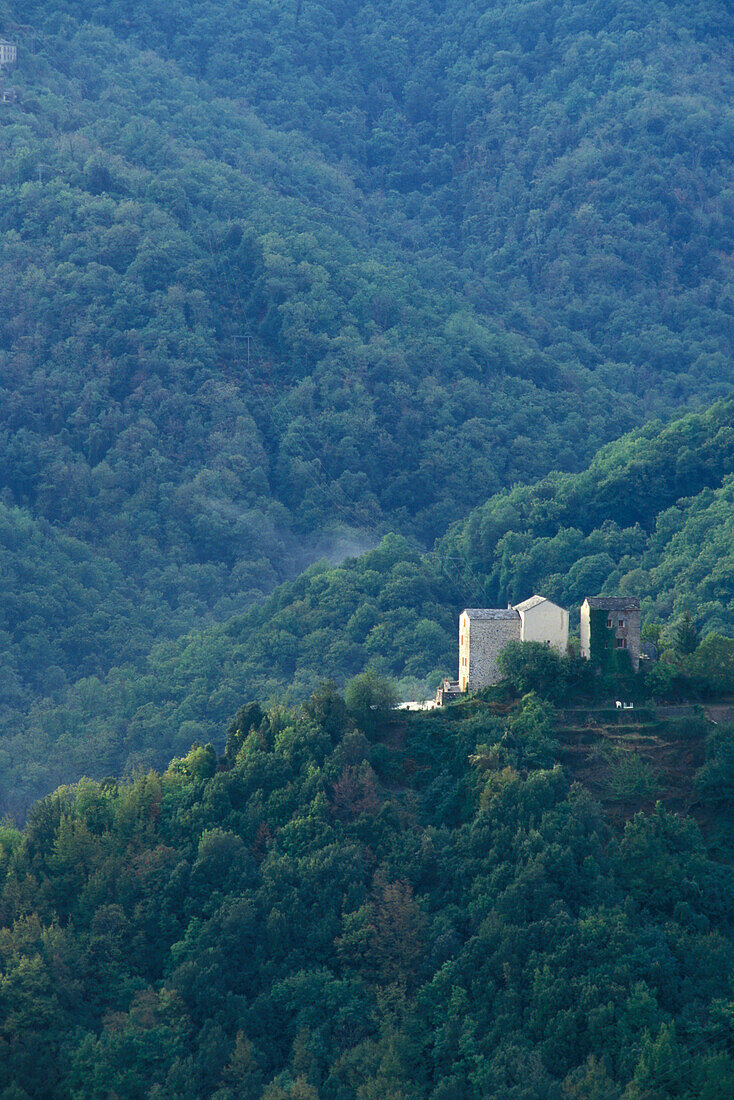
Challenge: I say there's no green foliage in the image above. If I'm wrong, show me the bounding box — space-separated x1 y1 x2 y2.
625 1023 682 1100
506 693 560 769
166 743 218 783
303 681 349 743
606 751 660 805
2 0 734 807
673 611 700 657
2 1 734 1089
641 660 681 702
684 635 734 696
6 400 734 813
695 725 734 808
562 1055 618 1100
225 702 266 765
13 0 732 710
498 641 592 703
344 671 399 734
0 694 732 1097
442 401 734 618
589 608 622 674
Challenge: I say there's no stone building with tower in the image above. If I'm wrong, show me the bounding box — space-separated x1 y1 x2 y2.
458 608 521 692
580 596 642 671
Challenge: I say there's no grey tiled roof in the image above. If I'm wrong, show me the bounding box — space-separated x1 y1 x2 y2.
513 594 562 612
583 596 640 610
463 608 520 620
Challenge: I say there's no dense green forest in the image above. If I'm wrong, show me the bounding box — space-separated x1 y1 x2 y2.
2 2 734 1090
4 401 734 818
0 686 732 1098
2 0 734 748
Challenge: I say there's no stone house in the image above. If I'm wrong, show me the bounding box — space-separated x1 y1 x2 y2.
514 594 569 651
458 608 521 692
580 596 641 671
458 595 570 693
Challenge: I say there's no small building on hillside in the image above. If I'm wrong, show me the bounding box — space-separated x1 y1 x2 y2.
580 596 641 671
514 594 569 651
458 595 570 693
0 40 17 67
434 678 463 707
458 607 521 692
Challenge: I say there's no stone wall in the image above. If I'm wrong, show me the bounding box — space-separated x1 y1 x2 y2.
613 608 642 670
464 616 521 690
581 602 642 671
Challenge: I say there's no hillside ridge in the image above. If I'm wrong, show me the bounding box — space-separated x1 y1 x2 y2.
3 399 734 815
0 684 732 1097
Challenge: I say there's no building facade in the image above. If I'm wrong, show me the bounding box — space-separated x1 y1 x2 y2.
514 594 569 651
580 596 641 671
0 40 17 66
458 608 521 692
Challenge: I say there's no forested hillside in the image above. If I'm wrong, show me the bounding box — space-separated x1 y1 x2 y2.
1 690 732 1098
3 4 734 1087
2 0 734 708
4 401 734 817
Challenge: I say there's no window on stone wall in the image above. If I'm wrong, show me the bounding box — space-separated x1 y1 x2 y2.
615 637 627 648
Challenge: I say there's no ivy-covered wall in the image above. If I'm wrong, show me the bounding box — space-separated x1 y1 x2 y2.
589 607 633 676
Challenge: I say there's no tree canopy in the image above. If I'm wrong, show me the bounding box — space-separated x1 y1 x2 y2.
3 0 734 812
0 688 732 1098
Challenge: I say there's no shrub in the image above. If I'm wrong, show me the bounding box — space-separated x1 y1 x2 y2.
344 671 399 733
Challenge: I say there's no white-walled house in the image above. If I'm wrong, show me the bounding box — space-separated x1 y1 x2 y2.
513 594 569 652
